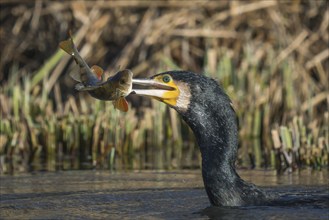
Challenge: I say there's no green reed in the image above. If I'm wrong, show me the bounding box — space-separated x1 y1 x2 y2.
0 47 327 174
202 43 328 171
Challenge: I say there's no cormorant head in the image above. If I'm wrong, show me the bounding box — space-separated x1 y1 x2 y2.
132 71 192 113
132 70 232 116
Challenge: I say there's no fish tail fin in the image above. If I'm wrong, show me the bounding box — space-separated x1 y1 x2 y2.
113 97 129 112
59 31 75 55
59 39 74 55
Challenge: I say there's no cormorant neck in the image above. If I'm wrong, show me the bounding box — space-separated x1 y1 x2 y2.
174 74 267 206
181 96 243 206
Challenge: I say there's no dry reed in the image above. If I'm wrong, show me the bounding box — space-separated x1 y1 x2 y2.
0 0 328 173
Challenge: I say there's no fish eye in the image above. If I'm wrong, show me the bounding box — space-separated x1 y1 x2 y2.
120 79 126 84
162 75 171 83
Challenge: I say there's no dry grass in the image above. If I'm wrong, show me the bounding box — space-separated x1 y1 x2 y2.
0 0 328 173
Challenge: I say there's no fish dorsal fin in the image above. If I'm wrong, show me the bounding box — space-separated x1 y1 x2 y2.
75 83 102 91
75 83 85 91
112 97 128 112
69 68 81 82
91 65 104 80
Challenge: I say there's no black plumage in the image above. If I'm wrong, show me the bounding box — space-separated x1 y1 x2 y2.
152 71 270 206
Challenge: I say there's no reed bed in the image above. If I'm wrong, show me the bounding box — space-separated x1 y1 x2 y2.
0 0 328 173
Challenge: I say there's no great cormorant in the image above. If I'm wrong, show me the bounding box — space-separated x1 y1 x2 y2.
132 71 270 206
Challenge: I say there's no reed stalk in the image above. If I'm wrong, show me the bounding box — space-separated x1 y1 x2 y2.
0 0 327 173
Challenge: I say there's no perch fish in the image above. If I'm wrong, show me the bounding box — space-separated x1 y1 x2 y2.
59 33 132 112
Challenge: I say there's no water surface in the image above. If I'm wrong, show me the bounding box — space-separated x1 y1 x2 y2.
1 169 328 219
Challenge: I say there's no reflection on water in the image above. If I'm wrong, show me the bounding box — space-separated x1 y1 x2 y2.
0 169 328 220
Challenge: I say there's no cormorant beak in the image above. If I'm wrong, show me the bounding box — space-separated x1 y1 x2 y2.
131 77 180 107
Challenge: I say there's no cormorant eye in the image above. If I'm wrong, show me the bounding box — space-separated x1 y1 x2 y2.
162 75 171 83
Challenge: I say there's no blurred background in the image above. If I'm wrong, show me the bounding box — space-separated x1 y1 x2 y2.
0 0 328 174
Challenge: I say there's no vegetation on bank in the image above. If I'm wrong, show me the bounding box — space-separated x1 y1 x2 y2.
0 0 328 173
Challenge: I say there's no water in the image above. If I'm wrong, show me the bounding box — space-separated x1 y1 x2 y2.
0 169 328 219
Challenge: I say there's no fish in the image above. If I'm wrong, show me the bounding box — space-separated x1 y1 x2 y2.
59 32 132 112
78 69 133 112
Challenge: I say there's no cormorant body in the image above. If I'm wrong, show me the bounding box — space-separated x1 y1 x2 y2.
133 71 272 206
159 71 269 206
